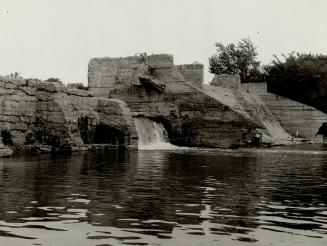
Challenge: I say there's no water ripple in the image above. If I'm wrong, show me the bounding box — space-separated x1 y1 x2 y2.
0 147 327 245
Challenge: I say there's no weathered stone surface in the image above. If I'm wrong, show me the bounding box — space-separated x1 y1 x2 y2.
176 63 204 88
241 82 267 93
67 88 94 97
88 54 174 97
0 143 13 157
34 83 138 151
0 77 138 154
88 54 327 148
3 53 326 153
139 76 166 93
36 82 60 92
259 92 327 141
211 75 241 89
201 84 294 145
89 55 262 148
239 82 327 142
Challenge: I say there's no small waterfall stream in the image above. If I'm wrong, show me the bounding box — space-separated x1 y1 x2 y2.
134 118 177 150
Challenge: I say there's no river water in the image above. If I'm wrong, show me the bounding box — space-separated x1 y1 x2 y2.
0 145 327 246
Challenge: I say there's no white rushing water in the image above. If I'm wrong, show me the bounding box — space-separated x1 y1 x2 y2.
134 118 180 150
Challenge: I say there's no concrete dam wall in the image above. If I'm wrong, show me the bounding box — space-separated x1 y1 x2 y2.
238 82 327 141
201 84 293 145
88 53 327 148
1 53 327 155
88 54 264 148
260 92 327 141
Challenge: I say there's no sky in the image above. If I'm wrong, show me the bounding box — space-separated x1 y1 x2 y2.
0 0 326 84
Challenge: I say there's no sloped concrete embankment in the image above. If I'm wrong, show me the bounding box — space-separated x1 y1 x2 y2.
201 84 294 145
240 82 327 142
259 92 327 142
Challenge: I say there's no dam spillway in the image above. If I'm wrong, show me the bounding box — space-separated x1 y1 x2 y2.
134 117 177 150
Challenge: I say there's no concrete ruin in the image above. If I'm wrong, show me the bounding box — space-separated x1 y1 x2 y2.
1 53 327 156
88 53 327 148
88 54 263 148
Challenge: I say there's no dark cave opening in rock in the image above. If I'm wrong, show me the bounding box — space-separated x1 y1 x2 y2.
317 123 327 137
93 124 125 145
1 130 13 146
78 117 125 145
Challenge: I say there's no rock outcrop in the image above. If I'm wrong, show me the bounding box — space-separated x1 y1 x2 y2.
2 53 326 155
0 76 137 155
88 54 264 148
88 54 327 148
0 142 13 157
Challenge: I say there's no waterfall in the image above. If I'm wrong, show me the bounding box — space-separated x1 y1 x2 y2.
134 118 177 150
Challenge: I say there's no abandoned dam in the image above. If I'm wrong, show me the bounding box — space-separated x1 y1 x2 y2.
1 53 327 156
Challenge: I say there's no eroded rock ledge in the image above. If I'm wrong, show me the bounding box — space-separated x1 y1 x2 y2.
0 76 138 156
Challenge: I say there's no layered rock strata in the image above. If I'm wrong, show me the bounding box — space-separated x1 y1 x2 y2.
0 142 13 157
0 77 137 155
2 53 326 155
89 54 264 148
88 54 327 147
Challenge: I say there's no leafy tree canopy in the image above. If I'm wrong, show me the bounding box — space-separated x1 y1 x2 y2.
265 52 327 112
8 72 21 78
209 38 262 83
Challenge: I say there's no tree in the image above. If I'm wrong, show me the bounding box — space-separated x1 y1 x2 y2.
9 72 21 78
209 38 262 83
265 52 327 112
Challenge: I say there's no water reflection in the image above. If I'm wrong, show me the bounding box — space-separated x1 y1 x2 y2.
0 147 327 245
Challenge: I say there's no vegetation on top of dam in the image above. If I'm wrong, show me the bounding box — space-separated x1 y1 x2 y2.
209 38 327 114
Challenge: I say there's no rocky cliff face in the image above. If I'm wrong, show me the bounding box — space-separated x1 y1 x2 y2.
0 78 38 148
89 54 263 148
3 54 325 155
0 142 13 157
0 76 137 155
88 53 327 148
